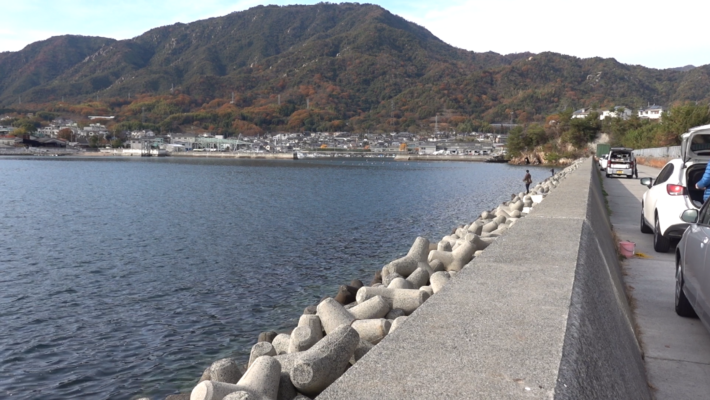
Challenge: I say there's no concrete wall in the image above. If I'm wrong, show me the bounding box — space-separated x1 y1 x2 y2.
633 146 681 158
318 159 650 399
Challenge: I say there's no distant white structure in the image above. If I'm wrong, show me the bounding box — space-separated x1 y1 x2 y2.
600 106 633 120
88 116 115 120
572 108 592 119
638 105 663 120
130 130 155 138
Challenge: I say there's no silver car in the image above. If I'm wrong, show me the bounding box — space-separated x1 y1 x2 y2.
675 203 710 321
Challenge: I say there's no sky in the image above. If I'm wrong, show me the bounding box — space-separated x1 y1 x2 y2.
1 0 708 70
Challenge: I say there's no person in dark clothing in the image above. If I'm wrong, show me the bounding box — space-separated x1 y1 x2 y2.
523 170 532 194
550 168 555 177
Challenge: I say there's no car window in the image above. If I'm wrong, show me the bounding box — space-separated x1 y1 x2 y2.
699 201 710 226
654 164 675 186
691 135 710 154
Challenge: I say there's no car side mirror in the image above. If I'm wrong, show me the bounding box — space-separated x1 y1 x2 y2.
640 177 653 188
680 209 699 223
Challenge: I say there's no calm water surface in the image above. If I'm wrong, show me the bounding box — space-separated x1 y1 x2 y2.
0 156 548 399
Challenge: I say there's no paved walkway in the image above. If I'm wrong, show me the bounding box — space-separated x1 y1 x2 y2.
604 163 710 399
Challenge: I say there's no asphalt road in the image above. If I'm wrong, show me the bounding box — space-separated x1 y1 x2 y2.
603 163 710 399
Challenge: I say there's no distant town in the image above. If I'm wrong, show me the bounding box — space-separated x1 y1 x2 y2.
0 113 510 157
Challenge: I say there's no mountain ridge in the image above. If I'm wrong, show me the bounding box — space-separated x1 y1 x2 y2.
1 3 708 133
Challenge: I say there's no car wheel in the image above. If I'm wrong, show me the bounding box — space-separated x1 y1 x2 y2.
675 255 697 318
640 208 652 234
653 215 671 252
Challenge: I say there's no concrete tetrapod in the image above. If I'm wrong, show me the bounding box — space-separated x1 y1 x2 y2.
271 334 291 355
297 314 323 341
427 239 475 272
209 358 243 384
381 272 402 287
387 277 413 289
481 221 498 233
249 342 276 369
437 241 452 252
351 318 391 345
389 316 408 333
419 286 433 297
383 236 430 277
316 297 356 335
350 339 374 364
405 267 429 289
228 356 281 400
348 295 390 320
385 308 406 320
428 259 445 273
289 324 360 397
288 326 318 353
258 331 278 343
356 286 430 315
430 271 451 294
467 221 484 235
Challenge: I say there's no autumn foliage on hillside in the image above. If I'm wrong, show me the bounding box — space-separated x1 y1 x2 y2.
2 4 710 136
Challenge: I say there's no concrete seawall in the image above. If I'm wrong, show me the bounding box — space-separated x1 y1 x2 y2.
318 158 650 399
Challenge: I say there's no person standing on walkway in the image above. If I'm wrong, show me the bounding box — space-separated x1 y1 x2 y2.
523 170 532 194
695 162 710 202
550 168 555 177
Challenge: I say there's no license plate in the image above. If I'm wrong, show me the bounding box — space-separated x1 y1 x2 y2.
615 170 624 174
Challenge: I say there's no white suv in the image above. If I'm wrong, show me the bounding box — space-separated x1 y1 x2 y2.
640 124 710 252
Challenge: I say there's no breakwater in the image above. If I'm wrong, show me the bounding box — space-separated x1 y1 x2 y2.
166 161 617 400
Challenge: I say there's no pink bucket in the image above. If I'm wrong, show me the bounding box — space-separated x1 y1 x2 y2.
619 241 635 258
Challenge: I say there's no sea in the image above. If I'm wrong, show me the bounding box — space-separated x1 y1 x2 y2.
0 156 549 399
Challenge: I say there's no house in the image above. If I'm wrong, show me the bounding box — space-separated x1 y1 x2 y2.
600 106 633 120
572 108 592 119
0 135 18 146
638 105 663 120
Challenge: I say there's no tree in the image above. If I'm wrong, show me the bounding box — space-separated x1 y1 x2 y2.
88 135 100 148
565 112 601 148
506 126 526 156
57 128 73 141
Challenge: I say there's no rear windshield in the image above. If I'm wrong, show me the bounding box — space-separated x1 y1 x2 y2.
610 151 632 160
690 135 710 154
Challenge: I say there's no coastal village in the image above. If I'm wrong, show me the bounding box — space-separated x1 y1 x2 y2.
0 104 663 157
0 113 509 156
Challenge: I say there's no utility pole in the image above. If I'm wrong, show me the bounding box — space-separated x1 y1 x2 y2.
307 98 310 110
142 107 145 124
278 94 281 106
230 92 235 104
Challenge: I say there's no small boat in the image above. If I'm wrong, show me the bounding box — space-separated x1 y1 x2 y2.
294 152 305 160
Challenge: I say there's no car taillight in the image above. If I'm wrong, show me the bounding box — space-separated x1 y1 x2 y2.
667 184 687 196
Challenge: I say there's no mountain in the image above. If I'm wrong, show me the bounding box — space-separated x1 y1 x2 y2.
1 3 709 133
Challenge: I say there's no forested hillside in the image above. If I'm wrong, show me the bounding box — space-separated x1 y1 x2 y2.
1 3 708 135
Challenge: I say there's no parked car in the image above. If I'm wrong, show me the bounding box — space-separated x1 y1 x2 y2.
674 203 710 321
598 153 609 170
605 147 637 178
640 124 710 252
